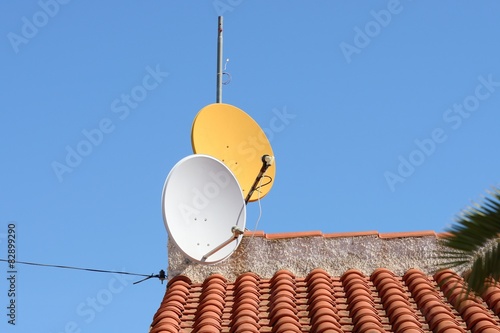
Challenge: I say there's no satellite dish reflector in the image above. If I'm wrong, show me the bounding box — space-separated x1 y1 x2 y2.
191 103 276 202
162 154 246 264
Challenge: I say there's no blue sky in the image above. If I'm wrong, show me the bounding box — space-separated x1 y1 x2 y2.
1 1 500 332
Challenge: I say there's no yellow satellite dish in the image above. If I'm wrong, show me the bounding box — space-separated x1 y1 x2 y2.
191 103 275 202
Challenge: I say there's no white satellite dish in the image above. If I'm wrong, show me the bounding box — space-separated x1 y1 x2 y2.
162 154 246 264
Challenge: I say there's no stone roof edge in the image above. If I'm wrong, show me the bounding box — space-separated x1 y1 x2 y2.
168 230 451 283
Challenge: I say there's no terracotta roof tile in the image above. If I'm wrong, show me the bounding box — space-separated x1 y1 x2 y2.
433 270 500 333
150 267 500 333
157 231 500 332
378 231 437 239
323 230 379 238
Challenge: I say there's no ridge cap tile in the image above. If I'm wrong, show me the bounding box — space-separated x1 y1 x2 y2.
265 230 323 239
378 230 437 238
241 229 442 240
324 230 379 238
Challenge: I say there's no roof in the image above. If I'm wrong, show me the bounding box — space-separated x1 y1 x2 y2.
150 231 500 333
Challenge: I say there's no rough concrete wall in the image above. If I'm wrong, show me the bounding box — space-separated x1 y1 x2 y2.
168 234 449 283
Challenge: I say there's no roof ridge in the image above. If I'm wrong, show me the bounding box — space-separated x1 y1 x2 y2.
243 230 444 239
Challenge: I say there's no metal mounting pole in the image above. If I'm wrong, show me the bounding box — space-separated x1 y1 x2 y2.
201 226 244 262
245 155 274 204
216 16 223 103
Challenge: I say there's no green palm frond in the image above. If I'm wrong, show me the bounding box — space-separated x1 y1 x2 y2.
466 240 500 294
437 187 500 296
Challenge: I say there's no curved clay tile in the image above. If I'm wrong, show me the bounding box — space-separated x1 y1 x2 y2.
198 294 225 312
269 297 298 318
270 270 296 286
150 317 180 332
149 323 180 333
403 269 465 333
234 284 260 300
167 275 192 287
389 306 419 322
192 274 227 333
311 321 343 333
482 285 500 302
230 272 261 333
150 276 192 333
270 308 299 325
377 281 406 299
379 287 409 305
273 321 302 333
391 313 422 332
308 279 333 295
308 289 336 306
309 300 336 311
482 285 500 315
235 299 260 315
353 320 386 333
235 272 260 283
411 286 440 303
306 269 342 333
466 312 497 330
271 272 296 284
406 281 439 300
157 295 186 316
385 299 413 317
434 270 500 333
193 317 222 332
306 268 332 280
471 321 500 333
200 284 226 300
371 268 396 281
404 270 438 291
417 296 450 315
351 307 381 322
232 310 260 325
307 271 331 285
231 322 260 333
341 270 383 332
270 273 296 293
268 271 302 333
397 328 425 333
341 269 366 280
393 321 425 333
342 270 370 283
348 300 378 315
309 306 341 323
270 283 296 301
194 312 222 325
235 285 260 301
231 316 260 331
435 320 467 333
232 302 259 317
371 269 422 333
341 270 370 291
345 284 373 298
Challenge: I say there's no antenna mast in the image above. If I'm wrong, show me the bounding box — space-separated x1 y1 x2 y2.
216 16 223 103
